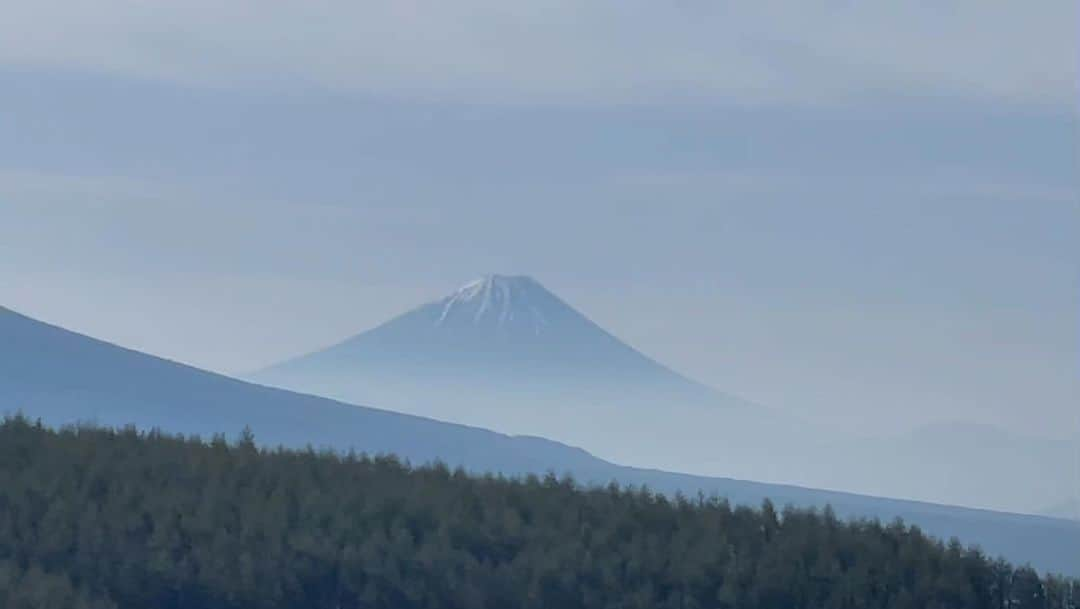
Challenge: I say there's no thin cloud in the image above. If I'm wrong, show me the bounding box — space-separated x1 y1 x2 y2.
1 1 1073 109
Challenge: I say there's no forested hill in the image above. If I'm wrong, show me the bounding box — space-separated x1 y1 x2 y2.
1 417 1076 609
5 304 1080 576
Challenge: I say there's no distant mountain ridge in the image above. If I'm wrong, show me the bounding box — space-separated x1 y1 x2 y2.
1043 499 1080 522
3 304 1079 576
249 275 1078 515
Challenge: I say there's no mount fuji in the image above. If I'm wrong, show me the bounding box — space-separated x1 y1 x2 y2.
250 275 1079 515
253 274 738 407
251 275 812 479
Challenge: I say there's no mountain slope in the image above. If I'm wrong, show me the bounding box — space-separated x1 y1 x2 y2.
2 304 1079 576
249 276 1076 515
250 275 792 479
254 274 734 404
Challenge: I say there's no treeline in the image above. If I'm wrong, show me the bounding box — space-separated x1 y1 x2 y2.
0 415 1076 609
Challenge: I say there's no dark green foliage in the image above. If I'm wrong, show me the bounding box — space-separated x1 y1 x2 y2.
0 416 1076 609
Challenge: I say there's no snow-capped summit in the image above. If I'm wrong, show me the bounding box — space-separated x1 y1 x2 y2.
435 275 561 334
448 274 536 299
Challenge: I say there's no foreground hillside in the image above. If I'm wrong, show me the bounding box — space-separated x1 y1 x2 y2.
4 304 1080 576
1 417 1077 609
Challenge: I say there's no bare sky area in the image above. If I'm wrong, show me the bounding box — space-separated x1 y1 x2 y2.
1 2 1077 440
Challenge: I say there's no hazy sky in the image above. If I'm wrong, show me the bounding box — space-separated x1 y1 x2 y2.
2 2 1077 437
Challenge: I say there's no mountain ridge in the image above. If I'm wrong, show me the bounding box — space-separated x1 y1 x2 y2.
3 303 1079 575
249 276 1079 515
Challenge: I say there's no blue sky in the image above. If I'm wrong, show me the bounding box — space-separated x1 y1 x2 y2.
1 2 1076 437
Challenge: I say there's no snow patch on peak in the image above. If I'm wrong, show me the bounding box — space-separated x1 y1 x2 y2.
436 275 550 333
457 274 535 292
